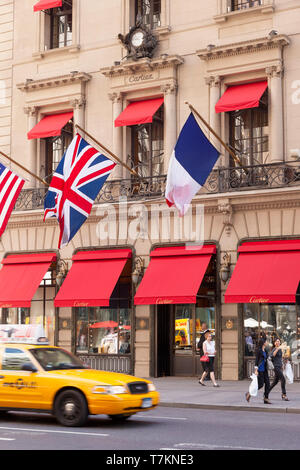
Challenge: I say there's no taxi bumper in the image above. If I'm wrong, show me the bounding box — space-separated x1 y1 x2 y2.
88 391 160 416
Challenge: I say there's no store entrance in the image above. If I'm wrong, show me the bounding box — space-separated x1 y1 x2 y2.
155 298 217 377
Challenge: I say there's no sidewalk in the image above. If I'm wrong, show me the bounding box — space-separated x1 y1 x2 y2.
152 377 300 414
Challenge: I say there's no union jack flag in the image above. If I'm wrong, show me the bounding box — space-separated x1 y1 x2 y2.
44 133 116 248
0 163 25 238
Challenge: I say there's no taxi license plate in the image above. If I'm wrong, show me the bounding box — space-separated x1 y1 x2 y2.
141 398 152 408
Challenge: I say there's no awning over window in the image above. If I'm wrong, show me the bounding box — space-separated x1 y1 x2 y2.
34 0 62 12
0 253 56 308
54 249 132 307
134 245 216 305
115 98 164 127
224 240 300 304
215 81 268 113
27 112 73 140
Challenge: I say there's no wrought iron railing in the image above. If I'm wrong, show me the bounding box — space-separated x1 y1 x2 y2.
13 162 300 212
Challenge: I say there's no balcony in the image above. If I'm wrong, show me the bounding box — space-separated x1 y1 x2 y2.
215 0 274 22
13 161 300 212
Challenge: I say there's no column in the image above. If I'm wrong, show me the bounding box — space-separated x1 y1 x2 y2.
71 97 85 130
205 76 222 159
109 92 123 179
266 65 284 162
24 106 38 188
161 82 177 173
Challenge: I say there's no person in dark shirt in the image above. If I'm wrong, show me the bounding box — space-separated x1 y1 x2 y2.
269 338 289 401
245 337 271 404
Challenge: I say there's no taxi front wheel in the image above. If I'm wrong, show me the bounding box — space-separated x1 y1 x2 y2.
54 390 88 427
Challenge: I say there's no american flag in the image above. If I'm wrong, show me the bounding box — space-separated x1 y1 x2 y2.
44 133 116 248
0 163 25 238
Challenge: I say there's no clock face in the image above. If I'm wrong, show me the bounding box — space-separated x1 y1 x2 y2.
131 30 144 48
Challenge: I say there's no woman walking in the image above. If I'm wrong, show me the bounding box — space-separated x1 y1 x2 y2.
246 338 271 404
269 338 289 401
199 332 219 387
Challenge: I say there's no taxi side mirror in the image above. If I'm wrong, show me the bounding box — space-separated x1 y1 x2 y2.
21 363 38 373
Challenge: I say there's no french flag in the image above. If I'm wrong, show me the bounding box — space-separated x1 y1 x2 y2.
165 113 220 216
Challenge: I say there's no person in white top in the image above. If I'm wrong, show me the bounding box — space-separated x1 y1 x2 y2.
199 333 219 387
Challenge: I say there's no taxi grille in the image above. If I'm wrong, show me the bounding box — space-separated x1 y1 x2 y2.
127 381 148 394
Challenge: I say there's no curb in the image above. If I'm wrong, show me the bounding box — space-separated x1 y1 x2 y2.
159 402 300 414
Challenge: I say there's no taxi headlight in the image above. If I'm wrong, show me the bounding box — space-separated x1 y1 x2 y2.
147 383 156 392
92 385 127 395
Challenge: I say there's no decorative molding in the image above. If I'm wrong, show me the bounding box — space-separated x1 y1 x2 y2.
23 106 37 116
218 199 233 236
266 64 284 79
160 81 178 95
100 55 184 78
214 2 274 23
17 72 92 93
197 35 290 61
70 97 86 109
205 75 221 87
108 92 123 103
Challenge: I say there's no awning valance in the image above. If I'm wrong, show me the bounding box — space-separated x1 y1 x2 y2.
115 98 164 127
34 0 62 12
224 240 300 304
0 253 57 308
54 249 132 307
27 112 73 140
215 81 268 113
134 245 216 305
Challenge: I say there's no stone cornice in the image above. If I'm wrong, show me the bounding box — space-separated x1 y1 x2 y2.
100 55 184 78
17 72 92 93
197 35 290 61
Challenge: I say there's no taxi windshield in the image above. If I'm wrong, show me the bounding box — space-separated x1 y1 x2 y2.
30 347 87 371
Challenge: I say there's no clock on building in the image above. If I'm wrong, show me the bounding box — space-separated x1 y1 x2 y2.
118 23 158 61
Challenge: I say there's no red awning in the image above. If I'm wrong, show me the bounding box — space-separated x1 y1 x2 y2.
224 240 300 304
115 98 164 127
54 249 132 307
134 245 216 305
34 0 62 12
27 112 73 140
215 81 268 113
0 253 56 308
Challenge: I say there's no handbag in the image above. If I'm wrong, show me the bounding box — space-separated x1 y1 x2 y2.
200 355 209 362
267 356 274 370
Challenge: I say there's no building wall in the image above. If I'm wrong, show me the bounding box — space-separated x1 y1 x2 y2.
0 0 300 379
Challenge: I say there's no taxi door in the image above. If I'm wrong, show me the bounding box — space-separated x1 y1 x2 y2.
0 346 42 409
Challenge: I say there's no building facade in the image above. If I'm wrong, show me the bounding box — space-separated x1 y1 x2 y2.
0 0 300 380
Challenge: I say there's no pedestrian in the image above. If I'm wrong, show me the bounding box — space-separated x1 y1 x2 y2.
245 337 271 404
197 329 210 382
199 332 219 387
269 338 289 401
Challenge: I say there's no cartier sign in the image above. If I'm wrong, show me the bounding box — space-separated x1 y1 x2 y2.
249 296 270 303
126 72 158 85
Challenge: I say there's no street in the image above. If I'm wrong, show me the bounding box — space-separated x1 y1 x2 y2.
0 406 300 451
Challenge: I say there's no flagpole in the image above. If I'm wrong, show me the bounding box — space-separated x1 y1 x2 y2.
75 124 140 179
184 101 247 171
0 149 49 187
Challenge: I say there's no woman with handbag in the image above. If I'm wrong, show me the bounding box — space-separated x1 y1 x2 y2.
269 338 289 401
245 337 271 404
199 333 219 387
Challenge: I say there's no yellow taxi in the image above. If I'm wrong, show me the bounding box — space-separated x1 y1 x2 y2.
0 325 159 427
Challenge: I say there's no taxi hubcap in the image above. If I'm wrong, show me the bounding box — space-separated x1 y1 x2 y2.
64 401 76 415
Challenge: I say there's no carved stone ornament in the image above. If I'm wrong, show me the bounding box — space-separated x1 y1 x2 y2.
218 199 233 236
118 22 158 61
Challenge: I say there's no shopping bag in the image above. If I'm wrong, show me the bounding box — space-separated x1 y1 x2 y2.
267 356 274 370
249 373 258 397
200 355 209 362
284 361 294 384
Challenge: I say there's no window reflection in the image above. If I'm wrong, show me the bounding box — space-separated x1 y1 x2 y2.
244 304 299 362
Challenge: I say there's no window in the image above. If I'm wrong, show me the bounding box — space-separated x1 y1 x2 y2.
243 304 300 364
231 0 262 10
45 0 73 49
130 105 164 178
75 279 132 355
135 0 161 29
1 348 34 371
42 120 73 182
229 92 268 167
